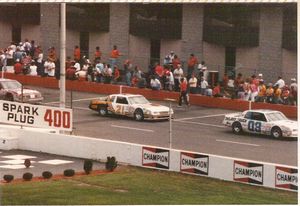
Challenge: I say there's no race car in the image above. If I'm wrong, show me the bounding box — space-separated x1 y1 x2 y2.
223 109 298 139
89 93 173 121
0 78 43 104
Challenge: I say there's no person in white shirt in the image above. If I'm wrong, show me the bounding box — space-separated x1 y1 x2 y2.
290 78 297 92
198 61 207 79
189 73 198 94
274 76 285 89
165 69 174 91
74 61 81 72
44 58 55 77
200 77 209 95
29 60 37 76
173 64 184 92
150 75 161 90
103 64 113 84
95 61 104 83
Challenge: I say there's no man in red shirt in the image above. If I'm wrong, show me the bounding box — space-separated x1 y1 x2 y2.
110 45 120 70
187 53 198 80
14 59 22 74
94 46 101 62
178 77 189 106
74 46 81 62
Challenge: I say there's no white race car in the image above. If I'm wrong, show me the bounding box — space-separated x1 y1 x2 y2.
223 109 298 139
89 93 173 121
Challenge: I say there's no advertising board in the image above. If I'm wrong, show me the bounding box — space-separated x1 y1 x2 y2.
234 160 263 185
180 152 209 175
275 166 298 191
142 146 169 169
0 100 73 131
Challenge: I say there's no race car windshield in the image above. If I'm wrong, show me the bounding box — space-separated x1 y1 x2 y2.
266 112 288 121
128 96 149 104
1 81 22 89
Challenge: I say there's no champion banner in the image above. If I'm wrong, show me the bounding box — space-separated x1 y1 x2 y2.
0 100 73 131
180 152 209 175
275 166 298 191
142 147 169 169
234 160 263 185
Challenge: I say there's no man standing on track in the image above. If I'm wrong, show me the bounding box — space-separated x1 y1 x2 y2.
178 77 189 107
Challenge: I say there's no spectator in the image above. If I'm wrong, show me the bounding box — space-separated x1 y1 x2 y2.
281 85 290 105
14 59 22 74
206 85 213 97
189 73 198 94
114 65 121 83
234 73 243 98
187 53 198 80
255 79 266 102
199 76 208 95
110 45 120 69
6 46 14 66
74 60 81 72
21 53 32 75
103 64 113 84
29 40 35 57
178 77 189 107
74 45 81 62
172 55 180 72
95 60 104 83
14 48 23 62
137 73 147 88
289 85 297 105
29 60 37 76
237 80 245 99
290 78 297 92
23 39 31 55
150 75 161 90
273 85 282 104
66 65 77 80
212 82 223 98
165 67 174 91
94 46 101 62
198 61 207 79
249 79 258 102
87 62 95 82
222 73 229 90
274 76 285 89
243 78 251 101
266 83 274 103
154 62 164 79
48 47 57 62
34 46 44 76
44 58 55 77
132 66 142 87
173 64 184 92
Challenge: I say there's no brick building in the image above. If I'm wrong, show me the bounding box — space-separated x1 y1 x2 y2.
0 3 296 83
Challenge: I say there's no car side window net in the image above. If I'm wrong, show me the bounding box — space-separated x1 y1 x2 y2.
116 97 128 105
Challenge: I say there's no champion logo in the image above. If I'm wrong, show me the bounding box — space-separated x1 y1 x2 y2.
275 166 298 191
142 147 169 169
180 152 209 175
234 160 263 185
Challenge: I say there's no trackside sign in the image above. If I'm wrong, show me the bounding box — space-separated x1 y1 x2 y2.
180 152 209 175
142 147 169 169
0 100 73 131
234 160 263 185
275 166 298 191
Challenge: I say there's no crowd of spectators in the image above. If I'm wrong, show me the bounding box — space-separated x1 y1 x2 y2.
0 40 297 106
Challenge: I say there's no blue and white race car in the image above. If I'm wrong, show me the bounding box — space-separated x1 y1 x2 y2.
223 109 298 139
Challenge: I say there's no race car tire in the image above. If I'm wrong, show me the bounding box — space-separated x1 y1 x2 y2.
98 106 108 116
4 94 14 101
271 127 282 139
232 122 243 134
134 109 144 121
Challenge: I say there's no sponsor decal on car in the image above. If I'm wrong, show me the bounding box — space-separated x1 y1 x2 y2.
233 160 263 185
142 147 169 169
180 152 209 175
275 166 298 191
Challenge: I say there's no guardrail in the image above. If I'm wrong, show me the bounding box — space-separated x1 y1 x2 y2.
3 73 297 118
0 126 297 192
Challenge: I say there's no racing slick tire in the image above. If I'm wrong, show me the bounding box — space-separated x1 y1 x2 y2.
271 127 282 139
134 109 144 121
98 106 108 116
232 122 243 134
4 94 14 101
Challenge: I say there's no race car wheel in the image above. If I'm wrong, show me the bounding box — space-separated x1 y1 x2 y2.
134 109 144 121
271 127 282 139
4 94 14 101
232 122 242 134
98 107 108 116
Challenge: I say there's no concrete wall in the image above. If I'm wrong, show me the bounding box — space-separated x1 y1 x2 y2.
258 5 283 83
0 21 11 48
40 4 60 53
129 35 150 71
236 47 260 78
161 39 181 64
0 126 296 192
21 24 41 46
181 4 204 65
203 41 225 78
89 32 110 62
65 29 79 59
282 49 297 83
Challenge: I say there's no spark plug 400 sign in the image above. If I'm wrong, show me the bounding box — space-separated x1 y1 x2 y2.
0 100 73 131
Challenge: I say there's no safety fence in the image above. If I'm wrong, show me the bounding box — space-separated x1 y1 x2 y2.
0 125 297 192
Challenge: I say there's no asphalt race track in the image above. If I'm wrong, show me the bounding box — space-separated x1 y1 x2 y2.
36 87 297 167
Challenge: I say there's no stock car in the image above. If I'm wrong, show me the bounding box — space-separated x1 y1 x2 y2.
89 93 173 121
223 109 298 139
0 78 43 104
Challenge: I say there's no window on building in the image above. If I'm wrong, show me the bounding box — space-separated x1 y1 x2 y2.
130 4 182 39
12 25 21 43
282 4 296 51
150 39 161 66
203 4 259 47
80 31 89 58
66 4 109 32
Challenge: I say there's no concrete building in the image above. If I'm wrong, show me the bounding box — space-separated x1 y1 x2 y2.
0 3 296 83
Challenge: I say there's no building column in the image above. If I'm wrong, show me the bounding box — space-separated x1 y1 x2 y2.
258 5 283 83
109 3 130 66
181 4 204 66
40 4 60 54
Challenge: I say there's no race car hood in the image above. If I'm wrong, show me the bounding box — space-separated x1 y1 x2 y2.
137 103 170 112
11 88 41 96
272 120 298 130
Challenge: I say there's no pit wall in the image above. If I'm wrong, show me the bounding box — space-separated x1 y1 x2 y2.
4 73 297 119
1 126 297 192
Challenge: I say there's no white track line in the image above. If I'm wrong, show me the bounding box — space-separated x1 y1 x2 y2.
175 120 224 128
175 113 227 121
216 139 260 147
44 97 98 105
111 125 154 133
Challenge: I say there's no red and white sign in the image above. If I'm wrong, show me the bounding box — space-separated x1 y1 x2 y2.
234 160 263 185
0 100 73 131
275 166 297 191
142 147 169 169
180 152 209 175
